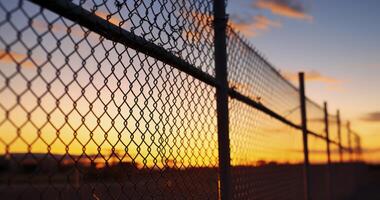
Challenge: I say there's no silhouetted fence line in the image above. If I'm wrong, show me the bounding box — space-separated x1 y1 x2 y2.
0 0 364 199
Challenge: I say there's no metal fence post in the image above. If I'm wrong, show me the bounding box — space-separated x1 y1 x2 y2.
353 133 359 162
324 102 331 200
347 121 352 162
357 135 362 161
336 110 343 163
299 72 311 200
214 1 232 199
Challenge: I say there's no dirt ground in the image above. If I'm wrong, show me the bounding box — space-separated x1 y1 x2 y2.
349 165 380 200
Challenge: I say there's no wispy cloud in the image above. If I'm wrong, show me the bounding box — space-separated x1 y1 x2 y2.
182 12 213 43
230 14 282 37
31 11 124 37
362 147 380 153
360 112 380 122
32 19 86 38
254 0 313 21
183 30 202 43
95 11 124 26
0 50 34 68
282 70 340 83
32 20 67 34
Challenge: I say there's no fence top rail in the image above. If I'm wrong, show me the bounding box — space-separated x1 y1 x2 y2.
227 21 363 147
227 27 299 93
228 25 326 113
29 0 219 88
28 0 360 148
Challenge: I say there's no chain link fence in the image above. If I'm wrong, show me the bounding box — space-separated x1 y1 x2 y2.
0 0 364 199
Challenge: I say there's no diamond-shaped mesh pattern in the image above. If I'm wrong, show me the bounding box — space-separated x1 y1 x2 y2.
229 99 304 200
225 24 364 200
0 0 365 199
351 132 361 161
328 114 338 144
71 0 215 76
327 114 342 164
339 120 351 163
305 100 325 137
0 0 218 199
227 27 301 126
330 144 341 164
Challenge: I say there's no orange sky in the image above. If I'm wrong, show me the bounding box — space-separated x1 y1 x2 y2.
227 0 380 163
0 0 377 168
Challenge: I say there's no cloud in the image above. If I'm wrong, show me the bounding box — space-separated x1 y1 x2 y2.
0 50 34 68
31 11 124 37
32 20 67 34
362 147 380 153
183 30 202 43
229 14 282 37
182 12 214 43
360 112 380 122
254 0 313 21
94 11 124 26
282 70 340 84
184 12 280 39
32 19 86 38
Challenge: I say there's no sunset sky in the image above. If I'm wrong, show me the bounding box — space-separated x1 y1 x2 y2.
1 2 378 199
227 0 380 162
0 0 378 166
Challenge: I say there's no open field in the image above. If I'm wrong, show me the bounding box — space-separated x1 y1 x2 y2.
0 162 370 200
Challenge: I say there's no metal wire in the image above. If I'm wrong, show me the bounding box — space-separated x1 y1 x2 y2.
0 0 218 199
229 99 304 200
306 100 325 137
0 0 364 199
227 27 301 126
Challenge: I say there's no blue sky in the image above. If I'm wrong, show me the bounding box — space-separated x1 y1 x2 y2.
227 0 380 159
0 0 378 162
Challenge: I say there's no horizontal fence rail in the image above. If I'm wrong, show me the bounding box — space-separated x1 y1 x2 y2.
0 0 364 199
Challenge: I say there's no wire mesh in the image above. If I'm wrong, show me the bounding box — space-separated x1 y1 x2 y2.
340 120 351 163
330 143 341 163
229 98 304 200
328 114 339 144
226 23 364 200
305 99 325 136
0 0 219 199
69 0 216 76
351 132 361 162
227 27 301 126
0 0 365 199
